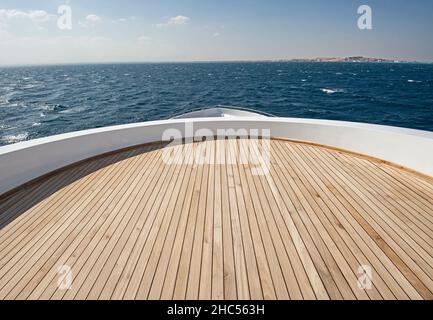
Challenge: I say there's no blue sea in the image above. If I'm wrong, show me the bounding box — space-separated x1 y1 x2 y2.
1 62 433 146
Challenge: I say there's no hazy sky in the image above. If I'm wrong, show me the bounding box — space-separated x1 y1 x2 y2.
0 0 432 65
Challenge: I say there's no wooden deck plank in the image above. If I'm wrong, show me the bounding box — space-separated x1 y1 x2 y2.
211 139 224 300
121 142 190 300
336 153 433 244
328 154 433 260
28 146 162 300
342 154 433 229
283 143 397 300
231 139 264 300
0 150 140 299
312 147 433 291
234 153 277 300
138 143 196 300
172 142 207 300
292 143 421 300
156 144 200 300
274 142 379 300
238 138 302 300
22 147 158 300
198 139 215 300
1 138 433 300
104 144 178 300
219 140 237 300
54 147 157 300
184 142 211 300
303 144 433 299
81 145 164 299
224 139 250 300
0 154 118 257
263 141 371 299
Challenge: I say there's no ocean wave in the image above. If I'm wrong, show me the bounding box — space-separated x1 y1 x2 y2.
59 106 87 114
320 88 345 95
0 92 15 105
22 84 38 89
2 132 29 144
38 104 56 111
38 104 68 112
408 80 422 83
290 102 307 107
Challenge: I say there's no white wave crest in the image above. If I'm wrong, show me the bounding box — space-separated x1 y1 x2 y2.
320 88 345 95
2 132 29 144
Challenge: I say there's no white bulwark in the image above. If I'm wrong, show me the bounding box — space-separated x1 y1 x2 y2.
1 107 433 195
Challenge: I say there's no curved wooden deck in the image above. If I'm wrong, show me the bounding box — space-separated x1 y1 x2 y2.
0 138 433 300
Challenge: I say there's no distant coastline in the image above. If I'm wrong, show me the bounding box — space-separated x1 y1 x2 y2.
282 56 411 63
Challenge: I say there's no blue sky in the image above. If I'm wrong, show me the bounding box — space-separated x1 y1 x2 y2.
0 0 432 65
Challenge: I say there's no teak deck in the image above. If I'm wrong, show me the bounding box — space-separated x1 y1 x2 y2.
1 138 433 300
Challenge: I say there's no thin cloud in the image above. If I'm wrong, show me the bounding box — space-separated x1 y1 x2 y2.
157 15 190 27
0 9 53 23
112 16 139 24
79 14 103 28
85 14 102 23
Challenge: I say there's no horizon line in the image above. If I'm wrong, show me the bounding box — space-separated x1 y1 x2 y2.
1 58 432 68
